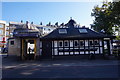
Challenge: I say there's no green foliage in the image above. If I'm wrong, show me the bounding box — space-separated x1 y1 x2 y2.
91 1 120 35
116 36 120 40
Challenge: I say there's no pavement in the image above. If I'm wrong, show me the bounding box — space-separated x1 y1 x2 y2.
1 55 120 79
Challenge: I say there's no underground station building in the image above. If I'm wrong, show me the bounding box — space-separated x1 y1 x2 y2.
8 19 114 60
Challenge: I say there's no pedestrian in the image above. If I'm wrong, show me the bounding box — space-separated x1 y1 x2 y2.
28 47 31 54
1 46 4 53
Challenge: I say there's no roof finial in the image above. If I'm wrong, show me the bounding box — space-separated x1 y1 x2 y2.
70 17 72 20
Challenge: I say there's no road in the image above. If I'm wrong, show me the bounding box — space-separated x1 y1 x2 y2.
1 56 120 79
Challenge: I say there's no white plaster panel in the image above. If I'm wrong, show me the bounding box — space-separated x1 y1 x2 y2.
85 40 88 46
59 48 63 49
64 52 69 55
100 47 103 53
100 40 102 46
40 49 42 55
70 52 73 55
59 52 63 55
90 51 94 54
80 52 84 54
74 48 79 49
75 52 79 54
70 48 73 49
110 40 112 54
70 40 73 47
64 48 69 49
54 41 57 47
54 49 58 55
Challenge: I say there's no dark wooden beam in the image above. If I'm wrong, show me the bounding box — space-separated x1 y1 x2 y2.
84 40 85 54
102 39 104 55
98 39 101 54
69 40 70 55
63 40 65 55
88 39 90 54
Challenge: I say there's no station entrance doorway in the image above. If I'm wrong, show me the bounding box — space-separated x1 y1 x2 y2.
21 39 36 60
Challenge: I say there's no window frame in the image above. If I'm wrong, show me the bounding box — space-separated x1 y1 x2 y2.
64 40 69 47
74 40 78 47
59 29 67 34
0 25 3 28
79 29 88 33
89 40 93 45
79 40 84 47
0 30 3 35
94 40 99 45
10 41 14 45
59 41 63 47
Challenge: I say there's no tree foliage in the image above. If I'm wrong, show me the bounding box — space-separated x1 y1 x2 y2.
91 1 120 35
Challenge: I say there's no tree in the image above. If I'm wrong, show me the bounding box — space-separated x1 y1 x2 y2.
91 1 114 35
111 2 120 38
111 2 120 26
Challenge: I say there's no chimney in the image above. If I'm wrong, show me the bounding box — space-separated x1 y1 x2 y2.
26 21 29 28
31 22 33 24
26 21 29 24
21 20 23 23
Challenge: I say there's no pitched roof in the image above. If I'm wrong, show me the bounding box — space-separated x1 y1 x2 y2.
42 19 113 40
13 28 40 38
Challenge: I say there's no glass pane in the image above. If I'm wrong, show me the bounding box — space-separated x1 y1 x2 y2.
0 36 2 41
0 30 3 35
79 29 88 33
59 29 67 34
80 41 84 46
74 41 78 47
59 41 63 47
64 41 68 47
0 25 3 28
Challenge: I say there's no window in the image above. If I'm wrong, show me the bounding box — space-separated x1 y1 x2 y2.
48 29 51 31
79 29 88 33
0 25 3 28
10 41 14 45
6 31 9 36
80 41 84 46
89 41 93 45
74 40 78 47
0 36 2 41
59 41 63 47
0 30 3 35
59 29 67 34
6 27 9 30
94 40 99 45
64 41 69 47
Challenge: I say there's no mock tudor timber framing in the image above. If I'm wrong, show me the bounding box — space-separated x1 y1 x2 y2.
50 39 103 56
8 19 115 60
41 19 114 59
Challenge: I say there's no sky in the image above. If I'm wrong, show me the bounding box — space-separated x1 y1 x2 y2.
2 2 104 28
